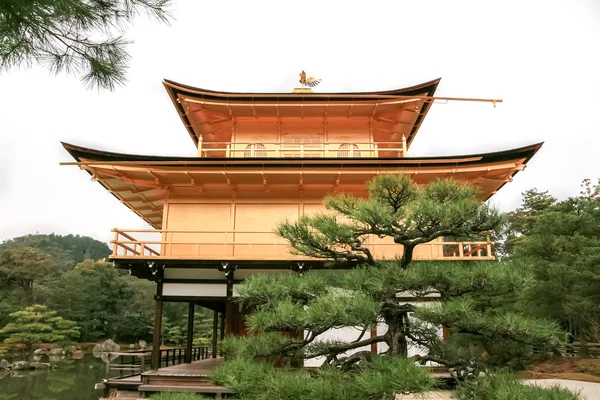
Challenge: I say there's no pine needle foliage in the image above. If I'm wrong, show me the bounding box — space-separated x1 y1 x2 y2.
212 355 433 400
213 175 564 399
455 373 581 400
0 0 171 90
0 304 80 350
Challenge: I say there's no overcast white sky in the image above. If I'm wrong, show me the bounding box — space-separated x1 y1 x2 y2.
0 0 599 245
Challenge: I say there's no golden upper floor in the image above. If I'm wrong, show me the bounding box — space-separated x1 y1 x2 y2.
163 79 441 158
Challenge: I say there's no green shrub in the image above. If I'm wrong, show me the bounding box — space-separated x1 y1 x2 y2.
455 373 581 400
211 355 433 400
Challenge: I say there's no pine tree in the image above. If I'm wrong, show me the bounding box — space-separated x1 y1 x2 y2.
0 246 58 304
1 304 80 350
497 188 557 257
515 178 600 343
211 175 565 399
0 0 171 90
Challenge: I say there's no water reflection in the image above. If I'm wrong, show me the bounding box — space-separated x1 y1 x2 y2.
0 354 105 400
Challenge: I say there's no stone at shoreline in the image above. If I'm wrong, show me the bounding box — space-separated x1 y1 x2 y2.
48 348 64 355
28 362 52 370
0 359 9 370
93 339 120 363
11 361 29 370
72 350 84 359
64 345 76 354
33 349 46 355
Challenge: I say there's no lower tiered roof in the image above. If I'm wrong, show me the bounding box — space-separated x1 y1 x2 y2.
62 142 542 229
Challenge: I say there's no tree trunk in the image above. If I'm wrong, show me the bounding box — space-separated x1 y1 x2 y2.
20 279 34 305
382 302 408 357
399 245 414 270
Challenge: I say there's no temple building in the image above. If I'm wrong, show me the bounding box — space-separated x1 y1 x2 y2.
62 76 542 396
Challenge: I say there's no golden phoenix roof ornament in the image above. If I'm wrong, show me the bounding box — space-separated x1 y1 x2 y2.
299 70 321 88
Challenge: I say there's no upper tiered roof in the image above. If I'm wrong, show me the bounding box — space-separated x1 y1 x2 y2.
163 78 441 151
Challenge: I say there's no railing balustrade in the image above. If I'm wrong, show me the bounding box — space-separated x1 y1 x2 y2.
196 141 407 158
104 346 210 380
111 229 494 261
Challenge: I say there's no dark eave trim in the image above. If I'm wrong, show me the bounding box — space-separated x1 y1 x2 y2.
61 142 543 170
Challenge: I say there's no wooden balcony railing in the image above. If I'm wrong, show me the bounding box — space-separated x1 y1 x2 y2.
111 229 494 261
198 141 407 158
104 346 210 379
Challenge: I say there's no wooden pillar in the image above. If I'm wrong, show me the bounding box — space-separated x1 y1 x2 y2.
185 302 195 363
443 326 450 341
219 312 225 341
212 310 219 358
151 281 164 370
224 271 235 335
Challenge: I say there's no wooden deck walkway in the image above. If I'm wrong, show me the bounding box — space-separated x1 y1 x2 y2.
145 357 223 377
101 358 230 398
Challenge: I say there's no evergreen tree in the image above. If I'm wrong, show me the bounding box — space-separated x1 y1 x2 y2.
497 188 557 257
0 0 171 90
0 246 58 304
211 175 564 399
515 178 600 343
49 259 154 342
0 234 155 344
1 233 111 266
1 304 80 350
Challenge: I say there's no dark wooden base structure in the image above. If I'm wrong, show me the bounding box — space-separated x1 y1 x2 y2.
98 358 231 399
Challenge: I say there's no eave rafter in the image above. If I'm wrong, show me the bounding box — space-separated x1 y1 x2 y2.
91 172 164 228
121 177 165 188
185 171 196 184
134 203 163 212
130 186 159 194
62 141 542 229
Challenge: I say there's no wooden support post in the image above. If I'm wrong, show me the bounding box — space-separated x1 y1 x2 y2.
212 310 219 358
219 311 225 356
401 135 407 157
151 281 163 371
220 312 225 341
185 302 195 363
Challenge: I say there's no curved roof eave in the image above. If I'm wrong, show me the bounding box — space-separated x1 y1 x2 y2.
61 141 543 227
61 141 543 169
162 78 442 99
162 78 441 147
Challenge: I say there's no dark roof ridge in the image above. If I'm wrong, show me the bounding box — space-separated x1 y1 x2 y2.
61 141 543 166
162 78 442 97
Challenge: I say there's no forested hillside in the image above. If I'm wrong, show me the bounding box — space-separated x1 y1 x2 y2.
0 234 212 346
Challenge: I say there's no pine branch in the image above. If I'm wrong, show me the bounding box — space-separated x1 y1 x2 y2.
312 334 386 365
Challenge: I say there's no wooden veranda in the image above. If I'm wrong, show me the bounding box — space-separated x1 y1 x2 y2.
97 352 231 398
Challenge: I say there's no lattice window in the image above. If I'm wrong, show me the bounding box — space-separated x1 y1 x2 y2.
281 135 323 157
244 143 267 158
337 143 361 158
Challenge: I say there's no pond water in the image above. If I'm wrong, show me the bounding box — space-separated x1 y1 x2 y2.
0 353 105 400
